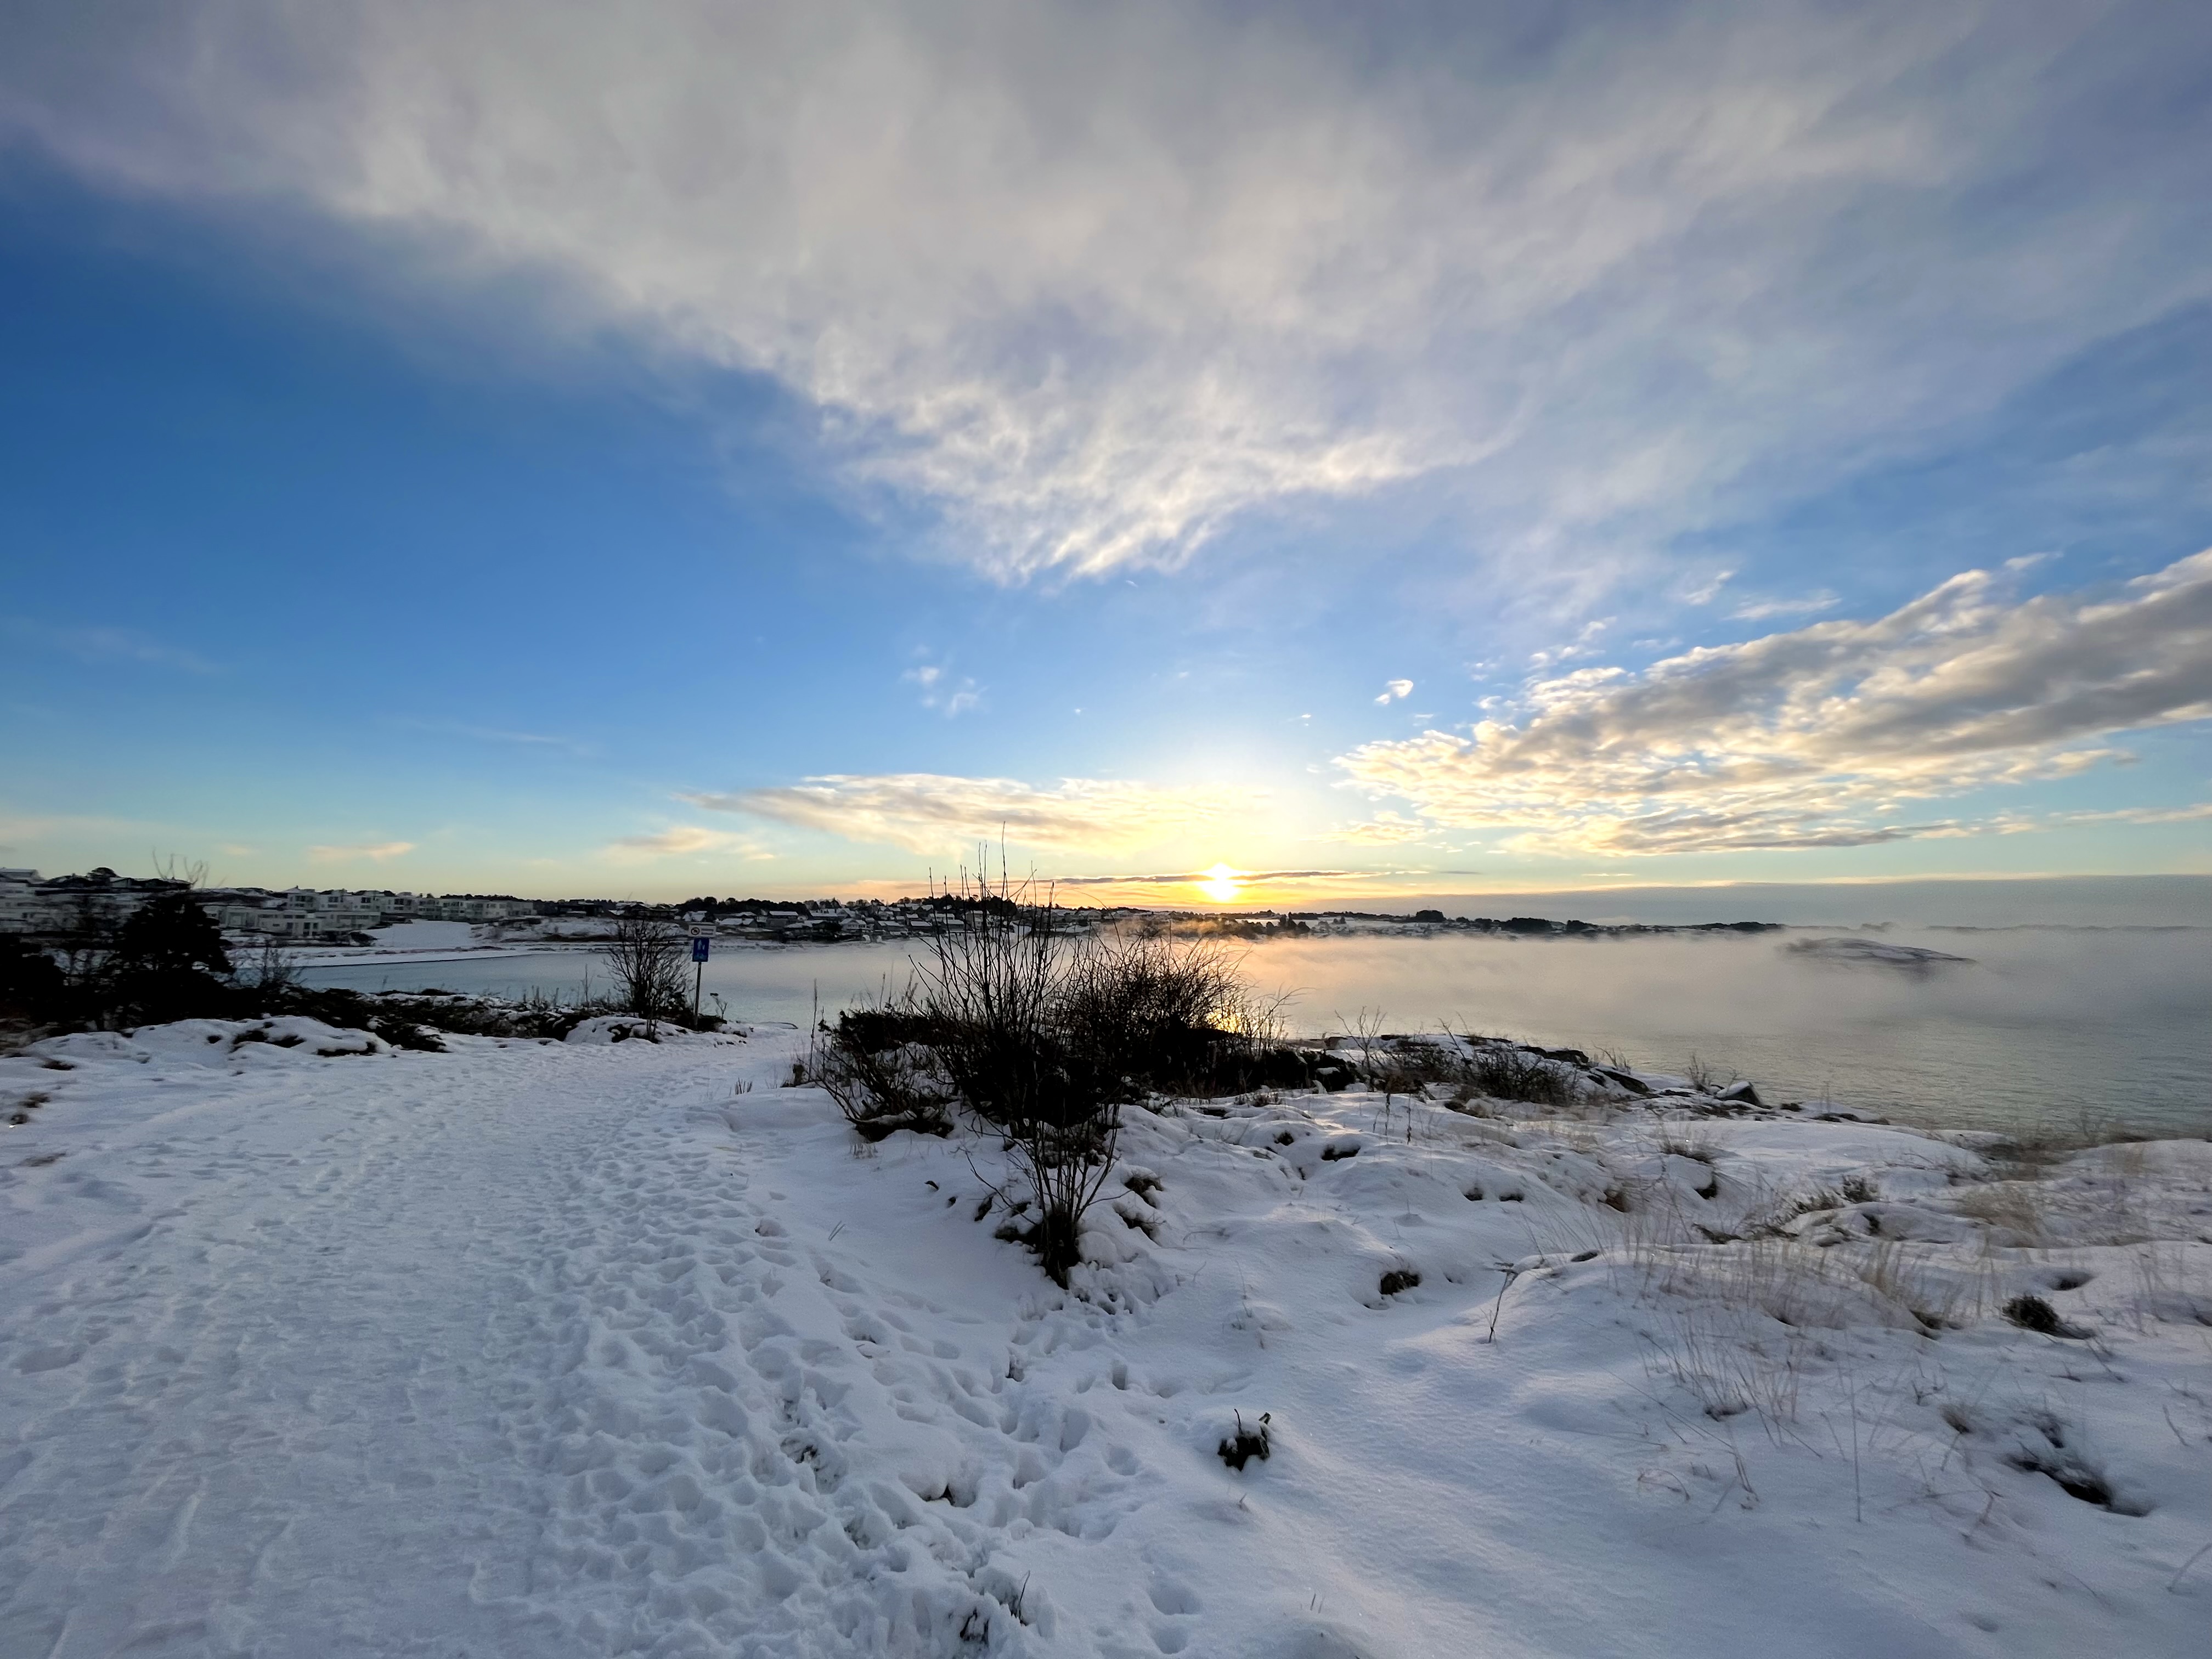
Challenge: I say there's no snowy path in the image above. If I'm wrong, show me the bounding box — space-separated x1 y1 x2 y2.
0 1039 693 1654
3 1022 2207 1657
0 1032 1205 1656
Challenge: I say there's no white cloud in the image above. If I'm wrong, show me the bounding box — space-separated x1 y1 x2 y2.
1728 592 1839 622
411 720 595 757
605 825 772 860
1374 679 1414 706
308 840 415 864
904 661 983 718
1336 549 2212 855
1330 811 1435 846
6 5 2205 584
689 774 1252 855
1683 571 1735 606
2053 801 2212 827
1528 619 1613 670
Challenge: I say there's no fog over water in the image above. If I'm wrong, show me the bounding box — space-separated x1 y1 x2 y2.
1241 928 2209 1136
303 919 2209 1137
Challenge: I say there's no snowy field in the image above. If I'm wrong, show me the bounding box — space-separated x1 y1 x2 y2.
1 1020 2207 1656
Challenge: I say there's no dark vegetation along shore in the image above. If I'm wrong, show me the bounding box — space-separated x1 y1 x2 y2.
0 895 720 1049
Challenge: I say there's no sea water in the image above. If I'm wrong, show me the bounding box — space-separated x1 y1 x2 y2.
300 926 2208 1136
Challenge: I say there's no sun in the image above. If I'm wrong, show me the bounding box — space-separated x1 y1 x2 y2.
1197 862 1244 905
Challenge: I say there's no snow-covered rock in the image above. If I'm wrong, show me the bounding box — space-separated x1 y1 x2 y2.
1787 936 1975 967
561 1014 741 1046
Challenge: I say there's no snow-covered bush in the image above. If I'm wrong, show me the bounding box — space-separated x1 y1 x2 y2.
1461 1040 1584 1108
809 1011 956 1141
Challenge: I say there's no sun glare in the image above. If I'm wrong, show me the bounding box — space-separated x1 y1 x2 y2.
1197 862 1244 904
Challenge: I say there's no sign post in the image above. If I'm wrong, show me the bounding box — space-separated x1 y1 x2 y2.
691 935 711 1025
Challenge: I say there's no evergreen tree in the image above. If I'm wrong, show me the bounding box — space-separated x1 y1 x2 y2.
0 935 65 1022
109 890 234 1022
112 890 232 978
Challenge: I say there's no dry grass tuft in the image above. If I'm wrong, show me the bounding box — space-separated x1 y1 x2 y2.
1951 1182 2047 1246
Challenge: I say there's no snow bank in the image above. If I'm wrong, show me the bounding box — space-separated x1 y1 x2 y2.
562 1014 746 1046
0 1024 2204 1656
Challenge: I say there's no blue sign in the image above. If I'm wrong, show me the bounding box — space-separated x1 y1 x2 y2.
691 936 711 963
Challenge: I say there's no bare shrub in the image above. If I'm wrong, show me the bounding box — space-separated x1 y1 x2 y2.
828 871 1303 1283
916 878 1079 1125
1058 933 1263 1097
912 866 1118 1286
1332 1007 1389 1091
600 915 691 1029
235 935 301 999
1368 1035 1470 1097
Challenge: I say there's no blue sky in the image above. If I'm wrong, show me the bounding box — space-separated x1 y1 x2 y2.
2 1 2208 907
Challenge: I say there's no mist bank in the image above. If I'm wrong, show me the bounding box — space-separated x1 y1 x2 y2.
1357 874 2212 930
1235 928 2208 1136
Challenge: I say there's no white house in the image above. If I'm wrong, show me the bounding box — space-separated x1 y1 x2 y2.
0 870 40 933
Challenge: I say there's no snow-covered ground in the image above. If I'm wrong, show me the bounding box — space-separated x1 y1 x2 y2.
1 1022 2206 1656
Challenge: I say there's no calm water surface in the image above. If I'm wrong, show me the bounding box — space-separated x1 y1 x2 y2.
302 928 2210 1136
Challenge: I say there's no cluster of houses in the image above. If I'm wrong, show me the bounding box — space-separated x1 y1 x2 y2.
3 870 1576 952
0 869 537 942
667 898 965 944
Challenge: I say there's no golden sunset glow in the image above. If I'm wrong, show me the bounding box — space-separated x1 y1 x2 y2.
1197 862 1244 904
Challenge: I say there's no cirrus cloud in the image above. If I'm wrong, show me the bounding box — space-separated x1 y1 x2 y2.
4 617 219 674
307 840 415 864
6 4 2208 585
605 826 774 861
689 774 1252 856
1336 550 2212 855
